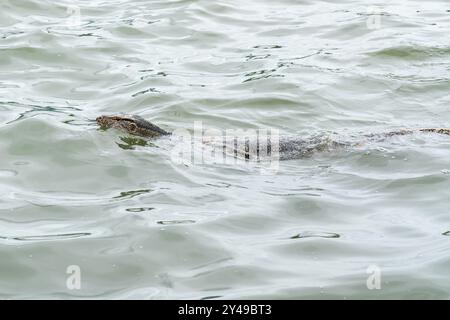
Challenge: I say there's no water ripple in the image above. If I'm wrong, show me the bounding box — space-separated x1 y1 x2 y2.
1 0 450 300
0 232 91 242
290 232 341 239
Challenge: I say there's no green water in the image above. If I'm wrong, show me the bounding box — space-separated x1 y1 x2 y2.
1 0 450 299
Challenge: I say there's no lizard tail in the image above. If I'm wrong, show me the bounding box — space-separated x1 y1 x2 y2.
420 128 450 135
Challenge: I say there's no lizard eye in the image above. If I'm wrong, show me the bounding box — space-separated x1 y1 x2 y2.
129 122 137 133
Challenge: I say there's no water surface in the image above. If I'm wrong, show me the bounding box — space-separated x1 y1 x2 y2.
1 0 450 299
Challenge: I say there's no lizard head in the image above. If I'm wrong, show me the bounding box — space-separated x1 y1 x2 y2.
96 114 170 138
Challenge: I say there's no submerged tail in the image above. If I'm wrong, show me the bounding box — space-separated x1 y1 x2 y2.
361 128 450 144
419 128 450 135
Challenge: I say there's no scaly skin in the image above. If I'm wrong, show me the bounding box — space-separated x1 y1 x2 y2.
96 114 170 137
96 114 450 159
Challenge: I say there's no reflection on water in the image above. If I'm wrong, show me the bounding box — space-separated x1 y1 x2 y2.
116 136 149 150
0 0 450 299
